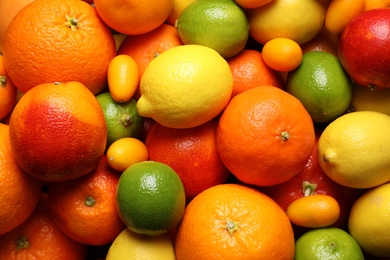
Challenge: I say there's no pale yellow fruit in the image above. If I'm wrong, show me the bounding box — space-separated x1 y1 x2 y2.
348 183 390 257
136 44 233 129
318 111 390 189
165 0 196 26
351 83 390 116
247 0 328 45
106 228 176 260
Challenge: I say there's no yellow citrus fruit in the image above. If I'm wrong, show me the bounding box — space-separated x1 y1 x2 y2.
318 111 390 189
247 0 328 45
348 182 390 257
136 44 233 129
325 0 365 35
351 83 390 116
165 0 196 26
106 228 176 260
107 54 139 103
106 137 149 172
261 37 303 72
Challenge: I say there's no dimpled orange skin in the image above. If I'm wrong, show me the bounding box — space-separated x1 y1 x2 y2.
8 82 107 182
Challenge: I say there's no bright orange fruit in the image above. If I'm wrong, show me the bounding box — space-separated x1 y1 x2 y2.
0 55 17 121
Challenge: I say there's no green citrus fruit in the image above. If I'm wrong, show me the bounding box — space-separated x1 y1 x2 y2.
116 161 186 236
106 228 176 260
96 92 143 147
286 51 353 123
175 0 249 58
295 227 364 260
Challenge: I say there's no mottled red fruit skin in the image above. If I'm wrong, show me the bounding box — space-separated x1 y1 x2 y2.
259 129 361 238
338 8 390 89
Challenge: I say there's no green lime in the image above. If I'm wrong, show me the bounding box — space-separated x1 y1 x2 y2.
116 161 186 236
175 0 249 58
96 92 143 147
295 227 364 260
286 51 353 123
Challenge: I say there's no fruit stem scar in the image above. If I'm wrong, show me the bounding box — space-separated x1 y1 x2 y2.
281 131 290 141
120 114 133 126
16 237 30 250
0 76 6 86
85 196 96 207
302 181 318 196
226 218 239 237
63 15 79 31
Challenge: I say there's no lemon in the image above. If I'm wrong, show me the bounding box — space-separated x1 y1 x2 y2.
348 183 390 257
351 83 390 116
247 0 328 45
116 161 186 236
318 111 390 189
286 51 352 123
175 0 249 58
295 227 364 260
136 44 233 129
106 228 176 260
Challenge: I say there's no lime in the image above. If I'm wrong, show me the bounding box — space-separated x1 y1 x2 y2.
295 227 364 260
116 161 186 236
175 0 249 58
96 92 143 147
136 44 233 129
106 228 176 260
286 51 353 123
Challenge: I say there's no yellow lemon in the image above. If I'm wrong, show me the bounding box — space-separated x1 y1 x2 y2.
106 228 176 260
318 111 390 189
348 183 390 257
136 44 233 129
351 83 390 116
247 0 328 45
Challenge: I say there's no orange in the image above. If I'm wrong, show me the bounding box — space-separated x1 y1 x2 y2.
94 0 174 35
365 0 390 10
2 0 116 94
8 81 107 182
286 194 341 228
0 194 88 259
117 23 183 99
145 120 231 201
262 37 303 72
0 55 17 120
300 26 340 57
226 49 284 98
0 123 42 235
216 86 315 186
47 155 125 246
175 183 295 259
235 0 274 9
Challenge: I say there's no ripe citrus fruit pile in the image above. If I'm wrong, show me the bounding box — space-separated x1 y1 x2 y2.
1 0 390 258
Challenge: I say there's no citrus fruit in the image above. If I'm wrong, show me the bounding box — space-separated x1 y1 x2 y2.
136 44 233 129
300 27 340 57
247 0 328 45
294 227 364 260
286 194 341 228
0 195 89 259
348 182 390 257
176 0 249 58
0 123 43 235
116 161 186 236
106 229 176 260
96 92 143 148
325 0 365 35
217 86 315 186
338 8 390 89
166 0 196 26
318 111 390 189
2 0 116 94
145 120 231 201
94 0 173 35
107 54 139 103
0 54 17 121
175 183 295 259
47 156 125 246
261 37 303 72
8 81 107 182
365 0 390 10
351 83 390 116
106 137 149 172
226 49 284 98
286 51 353 123
234 0 273 9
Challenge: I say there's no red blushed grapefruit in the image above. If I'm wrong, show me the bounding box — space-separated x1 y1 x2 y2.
338 8 390 89
8 81 107 182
